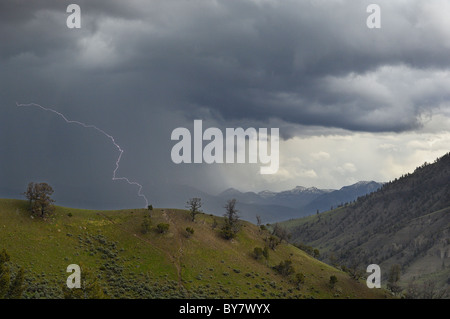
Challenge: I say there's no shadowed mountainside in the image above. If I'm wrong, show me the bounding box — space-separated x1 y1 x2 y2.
282 152 450 298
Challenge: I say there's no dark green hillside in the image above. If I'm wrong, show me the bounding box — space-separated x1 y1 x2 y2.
282 152 450 298
0 198 388 299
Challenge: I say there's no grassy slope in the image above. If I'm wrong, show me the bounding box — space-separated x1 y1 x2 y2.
0 198 389 299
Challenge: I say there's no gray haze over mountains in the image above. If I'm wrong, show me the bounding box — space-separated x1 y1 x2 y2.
148 180 383 223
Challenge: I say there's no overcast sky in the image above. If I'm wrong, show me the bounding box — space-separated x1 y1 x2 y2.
1 0 449 209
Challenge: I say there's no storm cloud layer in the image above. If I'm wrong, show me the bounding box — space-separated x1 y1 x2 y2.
1 0 450 210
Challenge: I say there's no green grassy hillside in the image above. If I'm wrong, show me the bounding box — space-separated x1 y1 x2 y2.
0 198 389 299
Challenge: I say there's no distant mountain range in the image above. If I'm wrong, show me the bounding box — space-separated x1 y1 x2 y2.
303 181 384 214
219 185 333 209
147 180 383 224
215 181 383 222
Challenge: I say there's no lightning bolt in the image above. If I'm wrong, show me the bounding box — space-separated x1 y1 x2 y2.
16 102 149 208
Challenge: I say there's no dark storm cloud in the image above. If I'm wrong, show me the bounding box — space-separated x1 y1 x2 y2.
3 0 450 133
2 0 450 210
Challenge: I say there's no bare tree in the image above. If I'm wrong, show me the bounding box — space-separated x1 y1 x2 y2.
256 215 262 228
272 223 290 242
256 215 263 234
186 197 202 222
266 235 281 250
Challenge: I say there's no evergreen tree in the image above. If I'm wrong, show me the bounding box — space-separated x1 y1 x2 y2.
0 266 10 299
220 199 240 239
262 246 269 260
8 268 25 299
387 264 403 295
329 275 338 288
0 249 11 298
252 247 264 260
294 272 305 288
141 215 151 234
273 260 294 277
